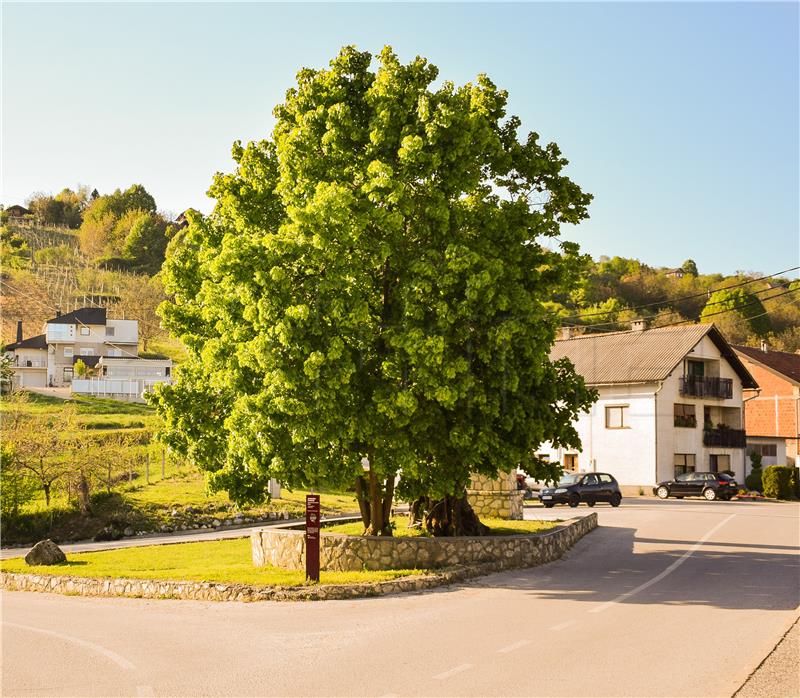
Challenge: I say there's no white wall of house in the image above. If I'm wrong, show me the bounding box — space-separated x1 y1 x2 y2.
105 319 138 345
101 358 171 379
655 335 746 483
538 335 748 488
746 437 788 468
538 385 658 486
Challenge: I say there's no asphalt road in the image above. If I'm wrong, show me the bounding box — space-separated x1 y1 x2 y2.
2 499 799 697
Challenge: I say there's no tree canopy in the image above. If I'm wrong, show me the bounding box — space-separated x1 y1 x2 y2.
151 46 597 535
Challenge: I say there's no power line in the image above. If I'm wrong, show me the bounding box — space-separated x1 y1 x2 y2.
559 265 799 321
569 286 799 338
564 282 796 331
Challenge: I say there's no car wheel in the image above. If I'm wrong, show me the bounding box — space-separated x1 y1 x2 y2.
656 486 669 499
586 499 596 507
610 492 622 507
568 493 580 508
703 488 717 501
544 503 555 508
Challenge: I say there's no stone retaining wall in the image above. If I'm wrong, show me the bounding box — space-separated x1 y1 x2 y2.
0 514 596 603
252 513 597 572
467 471 524 520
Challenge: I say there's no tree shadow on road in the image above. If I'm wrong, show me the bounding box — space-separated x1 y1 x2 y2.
449 525 800 612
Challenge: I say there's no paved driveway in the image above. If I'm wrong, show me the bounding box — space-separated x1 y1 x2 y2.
2 499 798 697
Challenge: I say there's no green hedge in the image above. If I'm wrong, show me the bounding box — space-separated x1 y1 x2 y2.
761 466 796 500
745 468 762 493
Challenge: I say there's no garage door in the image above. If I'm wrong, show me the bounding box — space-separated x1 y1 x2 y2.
18 371 47 388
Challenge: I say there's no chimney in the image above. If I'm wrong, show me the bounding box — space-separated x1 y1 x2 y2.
760 340 768 353
16 320 23 343
631 319 647 332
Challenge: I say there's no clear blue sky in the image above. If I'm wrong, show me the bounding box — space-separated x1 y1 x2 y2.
2 2 798 276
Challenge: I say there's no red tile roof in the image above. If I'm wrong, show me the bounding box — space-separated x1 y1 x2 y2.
733 345 800 385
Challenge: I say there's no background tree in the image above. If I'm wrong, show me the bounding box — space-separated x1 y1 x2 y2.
151 46 596 536
701 287 771 337
0 443 39 519
681 259 699 277
114 274 166 351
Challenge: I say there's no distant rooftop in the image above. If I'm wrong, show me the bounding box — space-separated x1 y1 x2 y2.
46 307 107 326
733 345 800 385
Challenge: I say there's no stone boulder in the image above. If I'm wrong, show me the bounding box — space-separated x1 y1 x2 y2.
25 539 67 566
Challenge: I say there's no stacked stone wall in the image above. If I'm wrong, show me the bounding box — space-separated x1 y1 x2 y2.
252 513 596 572
466 470 524 519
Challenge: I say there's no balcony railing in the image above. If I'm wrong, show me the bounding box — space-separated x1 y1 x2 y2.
679 375 733 399
703 427 746 448
13 358 47 368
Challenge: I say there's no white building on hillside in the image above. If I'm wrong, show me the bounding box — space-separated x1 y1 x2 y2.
5 307 172 402
539 324 758 493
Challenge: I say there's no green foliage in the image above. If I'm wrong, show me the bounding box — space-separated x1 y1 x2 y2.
761 465 795 499
0 444 39 518
151 46 596 515
701 288 771 337
78 184 168 271
74 359 88 377
34 244 79 266
0 225 30 269
681 259 698 277
744 468 762 492
749 451 763 470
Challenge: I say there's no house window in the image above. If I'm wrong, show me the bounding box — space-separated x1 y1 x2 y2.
686 359 705 377
64 347 73 358
674 453 696 476
164 366 171 376
63 367 73 383
749 444 777 458
674 403 696 428
80 348 94 356
80 327 90 336
710 454 731 473
564 454 578 471
105 327 115 336
605 405 629 429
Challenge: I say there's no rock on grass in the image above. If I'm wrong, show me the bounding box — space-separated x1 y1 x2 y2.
25 539 67 566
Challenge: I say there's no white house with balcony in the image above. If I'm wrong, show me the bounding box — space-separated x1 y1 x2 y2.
538 324 758 493
5 307 172 402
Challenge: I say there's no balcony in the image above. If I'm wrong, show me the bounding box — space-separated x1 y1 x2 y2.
679 375 733 399
703 427 746 448
14 358 47 368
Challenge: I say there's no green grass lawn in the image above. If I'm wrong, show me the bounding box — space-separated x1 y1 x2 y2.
326 516 560 537
0 538 422 586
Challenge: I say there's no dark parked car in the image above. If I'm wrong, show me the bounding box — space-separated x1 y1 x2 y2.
538 472 622 508
653 472 738 501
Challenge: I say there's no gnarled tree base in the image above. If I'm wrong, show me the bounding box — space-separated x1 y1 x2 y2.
409 494 490 537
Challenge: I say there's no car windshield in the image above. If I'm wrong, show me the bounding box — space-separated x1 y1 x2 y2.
558 474 581 486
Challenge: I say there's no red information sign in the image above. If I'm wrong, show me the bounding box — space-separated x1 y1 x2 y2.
305 494 321 582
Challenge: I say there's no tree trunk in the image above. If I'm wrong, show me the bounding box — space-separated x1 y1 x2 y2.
423 494 490 537
355 471 395 536
78 474 92 517
42 483 51 507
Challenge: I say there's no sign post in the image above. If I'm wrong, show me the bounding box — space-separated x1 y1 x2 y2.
305 494 321 582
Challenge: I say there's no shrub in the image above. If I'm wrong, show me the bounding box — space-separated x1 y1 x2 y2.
745 468 762 493
761 465 795 499
791 466 800 498
749 451 763 471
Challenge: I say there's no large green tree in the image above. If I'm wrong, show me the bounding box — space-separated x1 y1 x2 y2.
700 287 771 338
151 47 596 536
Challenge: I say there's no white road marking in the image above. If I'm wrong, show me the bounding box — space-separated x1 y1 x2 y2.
433 663 472 680
3 621 136 670
589 513 736 614
497 639 532 653
136 686 155 697
550 620 576 631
